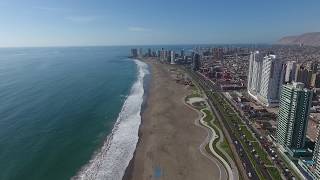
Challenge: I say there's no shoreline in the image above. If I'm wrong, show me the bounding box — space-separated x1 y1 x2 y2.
123 58 225 180
72 59 148 180
122 58 151 180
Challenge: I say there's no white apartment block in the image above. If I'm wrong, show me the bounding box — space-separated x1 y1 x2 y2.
247 52 284 107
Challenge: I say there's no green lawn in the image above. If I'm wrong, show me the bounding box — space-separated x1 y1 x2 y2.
238 137 267 180
211 92 281 178
240 127 256 142
267 167 282 180
205 127 232 167
200 108 235 167
211 119 235 161
209 92 273 179
252 142 272 166
220 138 234 160
212 117 221 128
203 109 213 122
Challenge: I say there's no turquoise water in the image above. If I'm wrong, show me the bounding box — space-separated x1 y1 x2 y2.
0 47 137 180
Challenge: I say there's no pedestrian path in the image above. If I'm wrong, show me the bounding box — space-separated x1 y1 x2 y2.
199 109 235 180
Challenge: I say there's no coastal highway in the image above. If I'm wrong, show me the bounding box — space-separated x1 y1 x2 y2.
186 68 269 180
194 69 276 180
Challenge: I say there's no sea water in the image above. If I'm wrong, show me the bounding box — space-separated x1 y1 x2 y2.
0 46 147 180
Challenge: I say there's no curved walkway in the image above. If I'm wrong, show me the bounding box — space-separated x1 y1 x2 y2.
195 113 227 180
185 97 237 180
210 120 239 180
184 98 227 180
199 109 234 180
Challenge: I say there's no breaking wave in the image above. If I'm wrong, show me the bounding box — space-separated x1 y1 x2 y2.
72 59 149 180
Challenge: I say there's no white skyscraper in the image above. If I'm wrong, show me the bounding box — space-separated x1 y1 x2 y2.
170 50 175 64
160 49 166 62
257 54 284 106
247 51 263 97
284 61 297 83
247 52 284 107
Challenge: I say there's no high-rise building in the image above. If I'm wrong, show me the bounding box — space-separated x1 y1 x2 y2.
294 63 303 81
277 82 312 150
159 48 166 62
247 52 284 106
192 53 201 71
131 48 138 58
310 73 320 88
313 127 320 178
180 49 185 58
313 73 320 88
148 48 152 57
138 48 143 58
284 61 297 83
217 48 224 63
257 54 284 106
295 65 313 88
311 62 318 73
170 50 175 64
247 51 263 96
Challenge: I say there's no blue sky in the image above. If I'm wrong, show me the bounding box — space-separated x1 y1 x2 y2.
0 0 320 47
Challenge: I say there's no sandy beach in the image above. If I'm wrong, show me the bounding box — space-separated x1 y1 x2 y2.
123 59 226 180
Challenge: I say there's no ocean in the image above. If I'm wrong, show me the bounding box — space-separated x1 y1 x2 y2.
0 46 148 180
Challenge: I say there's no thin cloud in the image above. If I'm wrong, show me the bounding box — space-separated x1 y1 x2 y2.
33 6 70 12
65 16 98 23
128 27 151 32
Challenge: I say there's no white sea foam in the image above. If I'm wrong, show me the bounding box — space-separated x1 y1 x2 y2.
72 59 149 180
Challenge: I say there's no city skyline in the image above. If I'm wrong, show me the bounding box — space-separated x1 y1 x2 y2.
1 0 320 47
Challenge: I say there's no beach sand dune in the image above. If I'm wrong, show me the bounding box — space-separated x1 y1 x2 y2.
124 60 226 180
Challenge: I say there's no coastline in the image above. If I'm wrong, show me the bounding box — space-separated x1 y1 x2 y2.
72 59 148 180
122 58 151 180
123 58 225 180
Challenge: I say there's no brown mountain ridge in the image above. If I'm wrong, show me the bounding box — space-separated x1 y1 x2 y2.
277 32 320 46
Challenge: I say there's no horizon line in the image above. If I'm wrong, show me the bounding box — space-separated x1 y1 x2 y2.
0 42 277 49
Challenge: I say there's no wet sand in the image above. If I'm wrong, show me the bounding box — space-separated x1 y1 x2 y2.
123 59 225 180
